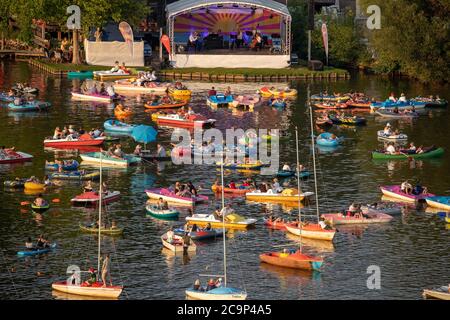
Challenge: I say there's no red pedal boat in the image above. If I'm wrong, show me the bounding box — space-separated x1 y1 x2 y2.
0 150 33 164
44 134 105 147
71 191 121 206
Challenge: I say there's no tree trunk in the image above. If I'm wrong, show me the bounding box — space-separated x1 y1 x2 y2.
1 31 4 50
72 29 81 64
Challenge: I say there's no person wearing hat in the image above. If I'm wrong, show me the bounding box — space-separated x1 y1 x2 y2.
84 267 97 286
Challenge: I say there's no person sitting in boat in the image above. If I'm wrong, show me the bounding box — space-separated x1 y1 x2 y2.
13 96 24 106
111 61 120 73
106 85 116 98
204 223 212 231
186 182 198 196
43 175 52 187
83 268 97 286
84 180 94 193
53 127 62 139
90 84 99 95
34 194 47 207
220 204 235 217
215 278 223 288
113 145 124 159
271 96 285 106
161 94 172 104
193 279 202 291
259 183 268 193
99 83 107 95
407 142 417 154
225 86 232 96
206 278 216 291
36 234 50 248
388 92 397 102
383 123 392 135
272 178 282 193
399 93 407 102
385 142 397 155
208 86 217 97
318 217 328 229
228 181 237 189
25 237 34 249
401 181 413 194
412 184 425 195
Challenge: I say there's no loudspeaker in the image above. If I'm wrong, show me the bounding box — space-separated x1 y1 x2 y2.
308 0 315 30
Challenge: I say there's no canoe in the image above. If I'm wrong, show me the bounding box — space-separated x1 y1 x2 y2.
310 94 350 102
230 95 262 109
285 222 336 241
45 160 80 171
370 100 426 111
216 162 263 170
44 135 105 148
152 113 216 129
425 196 450 211
145 188 208 205
161 232 196 253
67 71 93 78
185 287 247 300
380 185 434 203
375 110 419 118
80 152 141 167
31 203 50 213
52 281 123 298
321 211 393 225
314 102 349 109
260 250 323 271
114 107 132 118
377 131 408 141
93 70 133 81
49 171 100 181
144 101 187 110
246 190 314 203
113 80 169 93
329 115 367 125
168 87 192 97
258 87 297 98
17 243 57 256
372 147 444 160
412 97 448 108
71 191 121 205
0 151 33 164
8 101 51 112
145 205 179 220
211 184 254 195
103 119 137 133
4 179 27 188
79 223 123 235
71 92 123 102
316 132 343 147
186 214 257 230
24 181 45 191
423 286 450 300
206 94 233 108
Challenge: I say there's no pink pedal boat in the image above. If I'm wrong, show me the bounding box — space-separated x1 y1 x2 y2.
321 211 394 225
71 191 121 206
145 188 208 205
380 185 434 203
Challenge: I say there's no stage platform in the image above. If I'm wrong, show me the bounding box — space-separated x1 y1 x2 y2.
172 53 290 68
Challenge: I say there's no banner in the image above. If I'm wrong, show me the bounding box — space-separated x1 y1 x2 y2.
161 35 171 56
119 21 134 57
321 23 328 65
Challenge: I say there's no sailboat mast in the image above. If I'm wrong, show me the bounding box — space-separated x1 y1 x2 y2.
308 100 321 221
220 161 227 287
295 127 303 249
97 150 103 279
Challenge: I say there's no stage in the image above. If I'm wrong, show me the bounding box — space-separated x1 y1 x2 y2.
172 53 290 68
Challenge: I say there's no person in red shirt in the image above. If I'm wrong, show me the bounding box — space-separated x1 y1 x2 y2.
208 86 217 97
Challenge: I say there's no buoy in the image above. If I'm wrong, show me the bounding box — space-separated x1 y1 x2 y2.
20 201 30 206
52 198 60 203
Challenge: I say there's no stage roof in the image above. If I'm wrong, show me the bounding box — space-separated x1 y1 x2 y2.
166 0 291 18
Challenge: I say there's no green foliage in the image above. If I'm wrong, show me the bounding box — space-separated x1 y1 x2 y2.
360 0 450 82
288 0 309 58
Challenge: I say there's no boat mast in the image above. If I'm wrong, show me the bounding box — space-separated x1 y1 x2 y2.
97 150 103 280
308 89 321 221
220 161 227 287
295 127 303 250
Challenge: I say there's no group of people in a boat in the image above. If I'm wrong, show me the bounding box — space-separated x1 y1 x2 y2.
147 93 177 106
45 159 77 172
110 61 130 74
213 178 255 190
192 277 223 292
25 234 50 250
105 144 126 159
388 92 408 103
384 141 427 155
207 86 233 97
134 143 167 158
33 194 49 207
81 82 117 97
28 175 52 187
52 125 104 140
135 70 158 86
170 181 199 197
0 146 19 160
83 180 109 195
73 253 112 288
400 180 428 195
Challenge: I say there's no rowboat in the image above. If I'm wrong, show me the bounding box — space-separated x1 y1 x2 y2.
285 222 336 241
17 243 57 256
113 80 169 94
44 135 105 147
258 87 297 98
425 196 450 211
145 205 179 220
372 147 444 160
230 95 262 109
186 214 257 230
161 232 196 253
375 110 419 118
314 102 349 109
246 190 314 203
79 223 123 235
321 211 393 225
144 100 187 110
0 151 33 164
51 282 123 299
24 181 45 191
310 94 350 102
152 113 216 129
67 71 93 79
45 160 79 171
422 286 450 300
71 92 123 103
370 100 427 111
174 228 224 241
329 114 367 126
31 203 50 213
8 101 51 112
377 130 408 141
260 251 323 271
49 171 100 181
380 185 434 203
211 184 254 195
145 188 208 205
207 94 233 108
93 70 133 81
80 152 141 167
71 191 121 205
186 287 247 300
316 132 343 147
103 119 137 133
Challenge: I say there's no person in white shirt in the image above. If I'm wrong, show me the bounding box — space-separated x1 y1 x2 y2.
189 32 199 52
220 204 235 217
408 142 416 152
272 178 282 193
318 219 327 229
399 93 407 102
383 123 392 135
149 71 157 81
282 163 291 171
106 86 115 97
401 181 412 194
388 92 396 102
385 143 397 154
